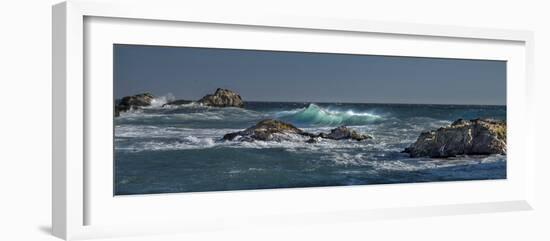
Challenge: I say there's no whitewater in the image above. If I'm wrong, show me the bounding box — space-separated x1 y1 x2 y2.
114 100 506 195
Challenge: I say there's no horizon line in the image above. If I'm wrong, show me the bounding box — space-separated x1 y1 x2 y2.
242 100 506 107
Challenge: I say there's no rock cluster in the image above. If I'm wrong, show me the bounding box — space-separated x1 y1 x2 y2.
115 88 244 117
403 118 506 158
115 93 154 117
223 119 310 141
198 88 244 108
222 119 372 142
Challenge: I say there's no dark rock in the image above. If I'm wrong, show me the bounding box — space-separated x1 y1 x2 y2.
115 93 154 116
317 133 329 139
451 118 469 126
306 137 322 143
322 126 373 141
222 119 311 141
403 118 506 158
223 120 372 143
198 88 244 108
162 99 193 107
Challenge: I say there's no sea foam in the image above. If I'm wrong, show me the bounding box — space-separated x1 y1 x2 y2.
279 103 382 126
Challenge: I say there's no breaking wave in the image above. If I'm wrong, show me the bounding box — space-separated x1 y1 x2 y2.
147 94 176 108
279 103 383 126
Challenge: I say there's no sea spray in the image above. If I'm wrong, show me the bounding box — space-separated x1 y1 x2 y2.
147 93 175 108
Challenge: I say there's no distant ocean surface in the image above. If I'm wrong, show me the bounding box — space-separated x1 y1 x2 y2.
114 100 506 195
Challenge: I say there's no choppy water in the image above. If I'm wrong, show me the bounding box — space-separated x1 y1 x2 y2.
114 100 506 195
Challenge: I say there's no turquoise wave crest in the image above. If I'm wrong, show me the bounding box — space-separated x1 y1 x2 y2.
280 104 382 126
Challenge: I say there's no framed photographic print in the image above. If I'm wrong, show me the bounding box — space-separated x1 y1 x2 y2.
53 0 535 240
113 45 508 195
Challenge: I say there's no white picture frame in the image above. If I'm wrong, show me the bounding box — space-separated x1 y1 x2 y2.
52 0 535 240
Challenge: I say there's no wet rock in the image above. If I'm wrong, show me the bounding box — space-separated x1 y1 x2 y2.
223 119 312 141
403 118 507 158
198 88 244 108
115 93 154 116
306 137 322 143
322 126 373 141
223 120 372 143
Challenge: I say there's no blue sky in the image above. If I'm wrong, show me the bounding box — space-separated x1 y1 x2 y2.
114 44 506 105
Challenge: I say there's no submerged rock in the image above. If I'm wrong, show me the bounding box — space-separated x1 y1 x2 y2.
306 137 322 143
198 88 244 108
223 119 371 143
403 118 506 158
115 93 154 117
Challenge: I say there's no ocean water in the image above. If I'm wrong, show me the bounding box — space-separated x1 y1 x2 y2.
114 100 506 195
